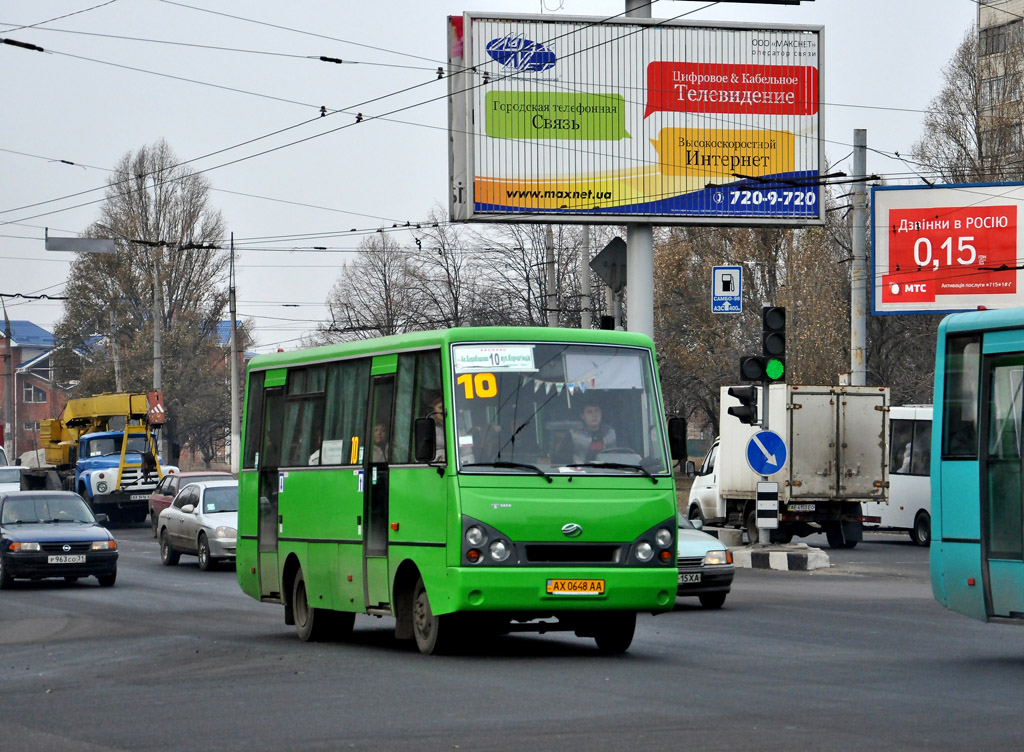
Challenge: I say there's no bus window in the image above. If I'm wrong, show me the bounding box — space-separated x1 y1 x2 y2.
891 419 915 474
942 334 981 459
322 359 371 466
392 350 442 465
910 419 931 476
243 370 265 469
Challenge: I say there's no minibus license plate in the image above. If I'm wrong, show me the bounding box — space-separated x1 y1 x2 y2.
789 504 815 512
546 578 604 595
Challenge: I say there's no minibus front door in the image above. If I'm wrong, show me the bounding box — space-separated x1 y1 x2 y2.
364 374 395 609
258 387 284 599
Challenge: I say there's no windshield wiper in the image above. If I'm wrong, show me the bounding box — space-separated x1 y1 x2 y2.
568 462 658 484
463 461 552 483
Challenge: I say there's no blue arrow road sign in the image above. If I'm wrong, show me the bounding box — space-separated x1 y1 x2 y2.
746 430 788 476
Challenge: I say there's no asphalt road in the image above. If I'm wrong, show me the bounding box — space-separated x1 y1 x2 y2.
0 525 1020 752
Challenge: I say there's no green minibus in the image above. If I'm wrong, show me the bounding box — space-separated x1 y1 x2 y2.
237 327 681 654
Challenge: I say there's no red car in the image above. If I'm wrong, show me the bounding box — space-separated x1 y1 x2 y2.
149 471 233 536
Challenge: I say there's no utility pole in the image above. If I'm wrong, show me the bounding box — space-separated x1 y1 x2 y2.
152 244 166 460
3 300 13 460
229 233 240 474
545 224 558 327
850 130 868 386
110 309 123 392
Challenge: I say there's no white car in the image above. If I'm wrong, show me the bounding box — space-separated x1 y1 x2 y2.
676 513 735 609
0 466 22 493
157 480 238 571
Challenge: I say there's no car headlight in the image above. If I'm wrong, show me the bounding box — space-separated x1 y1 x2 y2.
635 541 654 562
10 541 41 551
465 525 486 547
96 481 108 493
489 539 511 562
91 540 116 551
215 526 237 539
704 549 732 566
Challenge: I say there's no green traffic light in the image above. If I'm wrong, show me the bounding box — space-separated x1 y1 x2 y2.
765 358 785 381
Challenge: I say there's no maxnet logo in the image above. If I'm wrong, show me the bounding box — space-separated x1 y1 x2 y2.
486 34 556 72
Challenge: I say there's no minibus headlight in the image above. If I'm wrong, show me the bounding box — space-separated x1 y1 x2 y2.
489 539 510 562
466 525 486 547
635 541 654 562
655 528 673 548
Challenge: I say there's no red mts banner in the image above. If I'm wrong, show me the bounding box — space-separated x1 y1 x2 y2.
645 62 819 118
881 205 1017 305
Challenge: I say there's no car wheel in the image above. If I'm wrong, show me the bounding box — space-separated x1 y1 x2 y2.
197 533 214 571
911 511 931 547
746 509 760 545
591 612 636 654
160 529 180 566
97 569 116 587
292 566 344 642
825 524 858 549
698 592 727 610
0 554 13 589
412 575 457 655
151 511 159 538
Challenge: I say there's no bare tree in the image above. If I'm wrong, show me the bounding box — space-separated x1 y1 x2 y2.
53 139 229 462
913 24 1024 183
317 232 422 342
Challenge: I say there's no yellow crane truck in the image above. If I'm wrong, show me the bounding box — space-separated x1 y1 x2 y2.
38 392 176 523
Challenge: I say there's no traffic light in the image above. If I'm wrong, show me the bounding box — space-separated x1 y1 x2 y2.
727 385 759 426
762 306 786 382
739 355 764 381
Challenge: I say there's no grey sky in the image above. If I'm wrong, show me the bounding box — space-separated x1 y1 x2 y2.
0 0 977 351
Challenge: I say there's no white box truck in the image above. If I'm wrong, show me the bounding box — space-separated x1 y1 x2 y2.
685 384 889 548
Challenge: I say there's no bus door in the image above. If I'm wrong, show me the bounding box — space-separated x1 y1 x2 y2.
364 373 395 608
980 354 1024 619
258 386 285 599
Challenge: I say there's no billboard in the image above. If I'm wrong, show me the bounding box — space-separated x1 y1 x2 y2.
448 13 824 226
872 183 1024 314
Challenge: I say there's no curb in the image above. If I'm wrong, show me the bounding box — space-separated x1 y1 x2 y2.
731 545 830 571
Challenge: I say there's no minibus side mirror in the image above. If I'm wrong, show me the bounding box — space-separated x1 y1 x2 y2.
667 417 687 460
414 418 436 463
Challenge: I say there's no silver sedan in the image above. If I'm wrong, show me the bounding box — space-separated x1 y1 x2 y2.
157 480 237 571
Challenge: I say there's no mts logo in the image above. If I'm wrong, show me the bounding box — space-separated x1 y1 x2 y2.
881 275 935 304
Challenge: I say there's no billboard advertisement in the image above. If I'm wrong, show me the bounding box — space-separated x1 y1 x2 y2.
872 183 1024 314
448 13 823 226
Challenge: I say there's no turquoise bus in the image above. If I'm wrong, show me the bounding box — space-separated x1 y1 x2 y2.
237 327 682 654
931 308 1024 625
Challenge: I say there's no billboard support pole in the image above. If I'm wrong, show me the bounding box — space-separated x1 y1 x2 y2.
850 129 868 386
626 0 655 339
581 225 592 329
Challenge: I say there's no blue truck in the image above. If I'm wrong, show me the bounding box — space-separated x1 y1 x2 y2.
39 393 177 523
